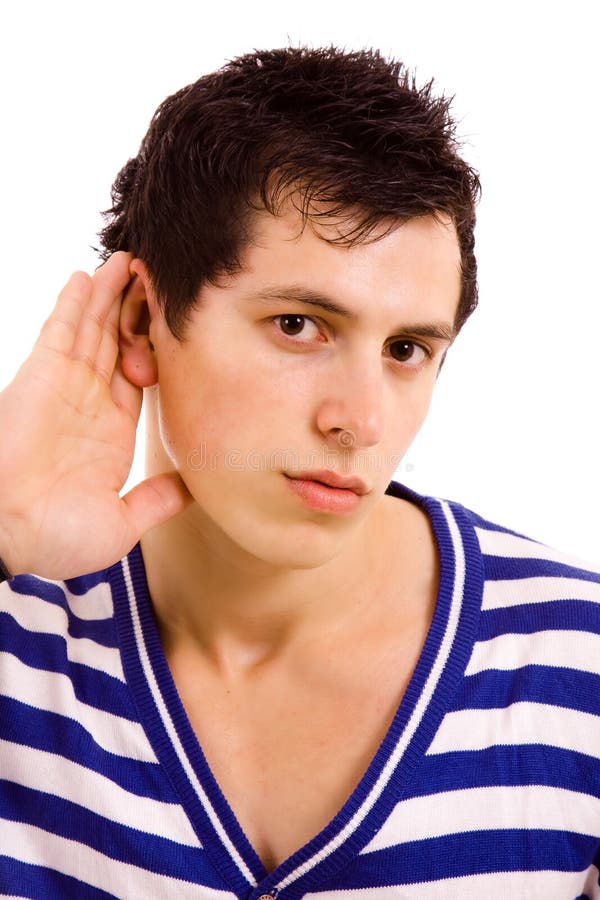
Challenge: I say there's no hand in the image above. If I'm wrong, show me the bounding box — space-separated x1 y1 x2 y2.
0 252 193 579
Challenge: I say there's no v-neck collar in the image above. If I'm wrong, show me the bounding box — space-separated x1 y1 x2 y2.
110 482 483 899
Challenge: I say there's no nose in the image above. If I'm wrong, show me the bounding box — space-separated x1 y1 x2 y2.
316 358 386 451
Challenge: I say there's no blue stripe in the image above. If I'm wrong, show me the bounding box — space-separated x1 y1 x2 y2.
446 507 538 541
0 780 224 888
64 569 112 593
455 666 600 716
478 599 600 640
484 554 600 583
458 509 532 536
0 695 174 802
340 830 600 887
413 745 600 797
0 612 136 719
0 856 118 900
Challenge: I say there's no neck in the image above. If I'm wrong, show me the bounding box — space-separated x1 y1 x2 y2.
140 499 392 673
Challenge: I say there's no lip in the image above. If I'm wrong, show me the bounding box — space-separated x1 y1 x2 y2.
283 470 369 515
285 469 369 495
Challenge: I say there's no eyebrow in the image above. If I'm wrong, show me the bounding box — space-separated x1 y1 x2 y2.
246 286 456 343
251 286 358 319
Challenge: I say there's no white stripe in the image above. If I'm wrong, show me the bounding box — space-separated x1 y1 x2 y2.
0 738 199 847
428 701 600 757
28 578 115 620
121 557 257 888
465 629 600 676
0 651 156 762
482 575 600 610
1 820 235 899
275 499 467 892
1 588 125 681
475 526 600 573
62 580 115 620
304 867 599 899
362 784 600 851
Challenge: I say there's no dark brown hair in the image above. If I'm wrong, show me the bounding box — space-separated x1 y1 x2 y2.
99 46 481 339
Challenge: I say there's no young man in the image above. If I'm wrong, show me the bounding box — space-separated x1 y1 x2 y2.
0 47 599 899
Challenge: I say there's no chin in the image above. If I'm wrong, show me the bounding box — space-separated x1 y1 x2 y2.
227 521 350 575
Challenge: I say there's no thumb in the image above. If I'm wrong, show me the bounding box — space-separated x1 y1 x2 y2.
121 472 194 537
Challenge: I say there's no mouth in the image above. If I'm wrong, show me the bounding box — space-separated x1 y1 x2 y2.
283 470 369 515
284 470 369 495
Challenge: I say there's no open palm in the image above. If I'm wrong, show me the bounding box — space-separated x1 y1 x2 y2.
0 252 192 579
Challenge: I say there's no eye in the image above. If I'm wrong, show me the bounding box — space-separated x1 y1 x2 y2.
274 314 321 342
387 339 428 367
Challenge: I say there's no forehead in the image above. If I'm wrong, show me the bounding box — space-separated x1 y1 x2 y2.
235 207 462 327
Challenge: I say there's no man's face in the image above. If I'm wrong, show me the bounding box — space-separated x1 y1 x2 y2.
146 208 461 570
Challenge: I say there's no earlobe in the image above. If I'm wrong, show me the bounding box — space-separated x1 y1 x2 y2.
118 260 159 388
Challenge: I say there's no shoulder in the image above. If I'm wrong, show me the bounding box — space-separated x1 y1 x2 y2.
388 480 600 619
387 473 600 583
419 495 600 770
450 498 600 590
436 503 600 688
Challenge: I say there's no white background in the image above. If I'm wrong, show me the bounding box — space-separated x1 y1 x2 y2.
1 1 598 562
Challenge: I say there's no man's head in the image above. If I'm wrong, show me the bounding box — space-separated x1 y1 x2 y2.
99 46 480 340
111 47 477 570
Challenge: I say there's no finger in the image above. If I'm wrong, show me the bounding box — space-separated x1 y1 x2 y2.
34 271 92 356
104 266 124 336
121 471 194 538
96 253 139 376
89 259 128 381
94 326 120 383
71 252 133 364
110 359 144 423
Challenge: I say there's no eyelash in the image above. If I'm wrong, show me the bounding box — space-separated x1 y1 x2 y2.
270 314 432 368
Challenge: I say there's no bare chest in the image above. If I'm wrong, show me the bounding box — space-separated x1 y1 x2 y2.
171 623 427 873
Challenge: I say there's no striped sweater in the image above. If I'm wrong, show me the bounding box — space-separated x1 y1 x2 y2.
1 480 599 899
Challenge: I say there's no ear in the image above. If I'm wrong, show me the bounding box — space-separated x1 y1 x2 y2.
119 259 159 387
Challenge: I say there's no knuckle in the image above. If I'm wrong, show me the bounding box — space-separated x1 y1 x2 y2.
43 315 77 334
94 363 111 382
73 352 95 369
83 310 103 327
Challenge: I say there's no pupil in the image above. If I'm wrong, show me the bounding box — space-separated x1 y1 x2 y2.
391 341 413 361
281 315 305 335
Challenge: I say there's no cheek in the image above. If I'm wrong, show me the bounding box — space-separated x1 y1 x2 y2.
155 344 303 467
388 377 437 447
